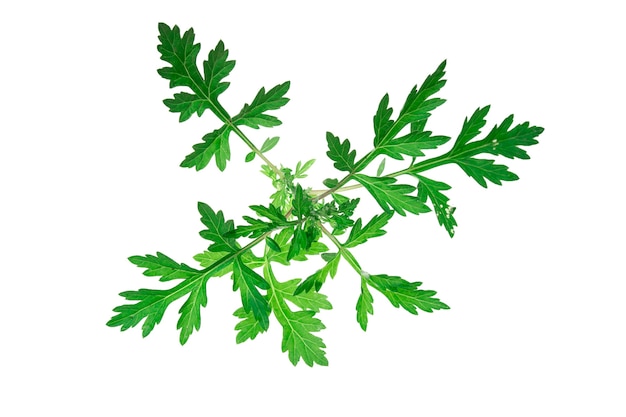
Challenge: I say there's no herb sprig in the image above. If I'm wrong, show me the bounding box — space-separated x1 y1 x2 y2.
107 23 544 366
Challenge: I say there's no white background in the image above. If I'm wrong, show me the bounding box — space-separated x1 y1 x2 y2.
1 0 624 415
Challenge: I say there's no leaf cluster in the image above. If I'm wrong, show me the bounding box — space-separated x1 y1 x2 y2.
108 23 544 366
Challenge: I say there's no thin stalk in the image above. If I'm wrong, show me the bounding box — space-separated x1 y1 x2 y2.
311 151 455 198
319 224 361 274
225 121 284 179
188 79 285 180
309 184 363 196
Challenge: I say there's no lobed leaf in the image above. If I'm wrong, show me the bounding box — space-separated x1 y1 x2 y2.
108 253 223 344
452 105 490 150
272 279 332 312
157 23 204 92
445 107 543 187
249 204 289 224
376 130 450 160
294 252 340 294
280 310 328 367
203 39 236 103
326 132 357 172
354 174 430 216
267 228 328 265
416 175 457 237
233 307 267 343
157 24 234 119
180 126 232 171
235 82 290 129
373 93 394 146
345 212 393 248
375 60 447 146
356 279 374 331
163 92 211 122
291 184 313 218
177 276 209 344
260 136 280 153
128 252 200 282
198 202 238 252
295 159 316 178
456 157 519 187
265 264 328 367
366 274 450 315
232 258 270 331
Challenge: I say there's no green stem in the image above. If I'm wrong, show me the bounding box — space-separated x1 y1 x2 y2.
312 148 380 203
200 92 284 180
309 184 362 196
312 151 455 199
225 120 284 179
201 231 271 276
264 261 289 321
390 151 453 178
319 224 361 273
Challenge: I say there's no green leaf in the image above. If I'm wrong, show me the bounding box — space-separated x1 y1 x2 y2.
180 126 232 171
356 278 374 331
163 92 211 122
295 159 316 178
320 252 337 262
411 119 427 135
323 178 338 188
157 24 234 118
416 175 457 237
128 252 200 282
157 24 205 92
345 212 393 248
227 216 275 239
444 107 543 187
481 114 543 160
233 307 266 343
157 24 238 171
376 130 450 160
373 93 394 146
245 152 255 162
452 110 543 160
194 250 262 274
266 237 281 252
286 227 307 261
108 253 218 344
263 265 328 367
193 250 232 276
376 158 386 176
280 310 328 366
260 136 280 153
295 253 340 294
291 184 313 218
267 228 328 265
198 202 238 252
354 174 430 216
272 279 332 312
177 276 209 344
203 40 236 103
452 105 490 150
108 288 170 337
456 158 519 187
396 60 447 129
331 193 349 205
326 132 357 172
374 61 447 147
366 273 450 315
249 204 289 224
232 258 270 331
235 82 290 129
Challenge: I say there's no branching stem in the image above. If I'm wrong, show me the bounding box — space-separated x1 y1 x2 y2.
319 224 361 273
